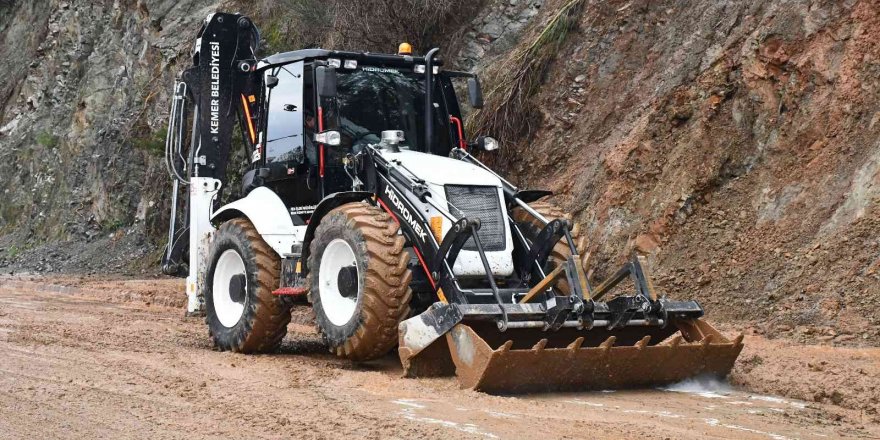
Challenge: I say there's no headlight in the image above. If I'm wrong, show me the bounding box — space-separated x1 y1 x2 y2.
413 65 439 74
315 130 341 146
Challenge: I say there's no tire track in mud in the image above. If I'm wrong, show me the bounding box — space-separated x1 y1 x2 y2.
0 276 877 439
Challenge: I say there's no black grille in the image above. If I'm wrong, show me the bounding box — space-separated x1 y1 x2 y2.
445 185 505 252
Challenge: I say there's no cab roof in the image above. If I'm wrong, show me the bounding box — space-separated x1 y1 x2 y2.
257 48 443 71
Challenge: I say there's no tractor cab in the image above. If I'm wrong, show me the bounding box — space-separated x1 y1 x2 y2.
246 49 480 223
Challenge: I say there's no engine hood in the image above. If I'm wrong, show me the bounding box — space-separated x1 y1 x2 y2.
382 150 501 187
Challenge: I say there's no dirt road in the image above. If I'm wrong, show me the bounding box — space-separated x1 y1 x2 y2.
0 277 877 439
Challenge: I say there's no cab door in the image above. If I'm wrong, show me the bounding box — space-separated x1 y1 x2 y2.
262 61 322 220
315 67 355 198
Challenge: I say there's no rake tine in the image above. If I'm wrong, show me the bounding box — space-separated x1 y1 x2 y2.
532 339 548 351
577 236 588 256
599 336 616 351
498 340 514 354
581 250 592 273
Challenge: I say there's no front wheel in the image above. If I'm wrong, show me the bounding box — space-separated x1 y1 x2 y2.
204 218 291 353
308 202 412 361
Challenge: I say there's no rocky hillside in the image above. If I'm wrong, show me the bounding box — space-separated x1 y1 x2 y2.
476 0 880 345
1 0 877 345
0 0 224 272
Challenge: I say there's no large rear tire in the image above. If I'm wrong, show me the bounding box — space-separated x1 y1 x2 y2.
512 200 583 293
308 202 412 361
204 218 291 353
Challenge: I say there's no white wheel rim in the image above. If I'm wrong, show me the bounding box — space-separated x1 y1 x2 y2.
212 249 247 328
319 239 360 326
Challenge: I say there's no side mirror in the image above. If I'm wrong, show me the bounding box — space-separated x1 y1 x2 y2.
317 66 337 98
266 75 279 89
470 136 498 152
467 77 483 109
315 130 341 146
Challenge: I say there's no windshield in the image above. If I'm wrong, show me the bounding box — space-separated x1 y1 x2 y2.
323 68 450 153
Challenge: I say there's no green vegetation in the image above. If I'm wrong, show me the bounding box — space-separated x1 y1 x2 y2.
6 245 20 259
36 131 59 148
101 217 127 232
0 199 22 228
132 125 167 157
263 20 286 51
243 0 475 53
258 0 331 51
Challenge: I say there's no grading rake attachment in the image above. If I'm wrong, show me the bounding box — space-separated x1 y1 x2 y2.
399 253 744 394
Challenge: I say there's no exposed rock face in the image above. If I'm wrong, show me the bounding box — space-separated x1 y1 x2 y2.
457 0 545 71
0 0 226 272
0 0 877 345
499 0 880 343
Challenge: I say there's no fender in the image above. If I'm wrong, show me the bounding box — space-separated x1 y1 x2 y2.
300 191 373 272
212 187 305 257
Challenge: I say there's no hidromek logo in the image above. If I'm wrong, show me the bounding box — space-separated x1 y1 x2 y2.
363 66 399 74
384 186 428 242
209 41 221 134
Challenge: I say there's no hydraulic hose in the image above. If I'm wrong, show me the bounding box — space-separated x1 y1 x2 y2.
164 81 190 185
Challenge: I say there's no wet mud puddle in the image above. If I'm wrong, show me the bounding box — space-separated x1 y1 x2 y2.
385 377 844 440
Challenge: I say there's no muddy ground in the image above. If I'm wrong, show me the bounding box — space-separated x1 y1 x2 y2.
0 275 878 439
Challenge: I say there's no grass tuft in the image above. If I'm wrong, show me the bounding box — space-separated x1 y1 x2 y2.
36 131 59 148
132 126 167 157
467 0 587 160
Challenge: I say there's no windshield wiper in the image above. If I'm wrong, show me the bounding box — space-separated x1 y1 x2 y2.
267 133 302 143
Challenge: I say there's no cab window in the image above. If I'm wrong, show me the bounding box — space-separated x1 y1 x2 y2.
265 61 304 165
321 68 451 155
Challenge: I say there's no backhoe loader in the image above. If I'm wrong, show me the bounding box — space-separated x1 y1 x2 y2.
161 12 743 393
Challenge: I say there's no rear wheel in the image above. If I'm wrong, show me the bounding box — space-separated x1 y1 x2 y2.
512 200 583 294
308 202 412 361
204 218 291 353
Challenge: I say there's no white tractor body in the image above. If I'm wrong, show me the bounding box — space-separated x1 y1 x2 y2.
381 150 514 277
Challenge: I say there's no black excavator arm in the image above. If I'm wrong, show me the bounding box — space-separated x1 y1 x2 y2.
161 12 263 275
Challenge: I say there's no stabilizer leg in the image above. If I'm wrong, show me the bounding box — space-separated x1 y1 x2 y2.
186 177 222 315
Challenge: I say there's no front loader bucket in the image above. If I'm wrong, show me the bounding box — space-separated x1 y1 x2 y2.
442 319 743 394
